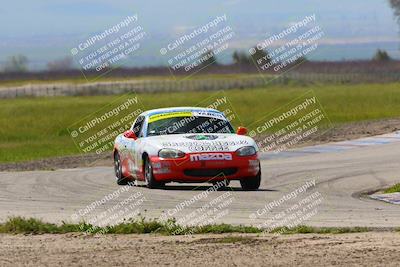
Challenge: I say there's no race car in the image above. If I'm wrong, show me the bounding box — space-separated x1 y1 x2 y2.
113 107 261 190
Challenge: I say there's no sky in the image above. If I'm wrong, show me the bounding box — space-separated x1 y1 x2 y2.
0 0 399 69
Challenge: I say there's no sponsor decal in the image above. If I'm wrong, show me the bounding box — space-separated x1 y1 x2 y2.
148 111 193 123
160 140 249 152
190 153 232 161
185 134 220 140
192 111 227 120
161 140 249 147
189 145 229 152
148 110 227 123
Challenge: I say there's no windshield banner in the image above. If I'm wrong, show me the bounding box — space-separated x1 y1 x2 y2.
148 110 227 123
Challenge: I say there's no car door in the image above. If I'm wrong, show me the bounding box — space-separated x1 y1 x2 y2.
128 115 145 177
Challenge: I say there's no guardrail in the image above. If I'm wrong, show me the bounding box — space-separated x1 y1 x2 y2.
1 72 400 99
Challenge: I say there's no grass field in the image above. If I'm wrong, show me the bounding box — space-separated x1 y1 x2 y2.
0 217 372 235
384 184 400 193
1 82 400 162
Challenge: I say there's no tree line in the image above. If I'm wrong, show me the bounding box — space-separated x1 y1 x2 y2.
0 48 393 73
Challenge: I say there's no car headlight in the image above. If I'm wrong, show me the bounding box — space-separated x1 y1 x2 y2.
236 146 257 156
158 148 186 159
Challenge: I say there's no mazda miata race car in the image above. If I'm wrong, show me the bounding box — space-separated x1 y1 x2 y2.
113 107 261 190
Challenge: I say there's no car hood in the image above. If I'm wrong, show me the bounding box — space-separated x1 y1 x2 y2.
143 133 257 153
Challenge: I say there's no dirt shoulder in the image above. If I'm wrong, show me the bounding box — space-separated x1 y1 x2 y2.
0 152 111 172
1 118 399 172
303 117 400 145
1 232 399 266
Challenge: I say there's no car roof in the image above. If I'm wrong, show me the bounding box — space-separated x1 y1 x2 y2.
141 107 223 117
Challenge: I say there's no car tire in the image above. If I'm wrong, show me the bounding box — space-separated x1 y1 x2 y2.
144 157 164 189
114 152 129 185
240 170 261 191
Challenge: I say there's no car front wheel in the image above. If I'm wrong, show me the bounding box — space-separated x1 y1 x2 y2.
144 157 164 189
240 170 261 191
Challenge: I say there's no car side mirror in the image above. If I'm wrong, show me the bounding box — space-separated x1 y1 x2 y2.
237 126 248 135
123 130 137 140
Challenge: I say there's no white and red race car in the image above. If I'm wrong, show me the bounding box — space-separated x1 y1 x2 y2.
113 107 261 190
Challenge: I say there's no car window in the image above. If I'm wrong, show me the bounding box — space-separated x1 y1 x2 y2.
131 116 145 137
147 116 234 136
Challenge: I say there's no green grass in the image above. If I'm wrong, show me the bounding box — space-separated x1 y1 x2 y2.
0 217 261 235
0 217 378 235
384 184 400 194
1 82 400 162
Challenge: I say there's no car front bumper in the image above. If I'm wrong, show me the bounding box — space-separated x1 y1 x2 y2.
150 152 260 183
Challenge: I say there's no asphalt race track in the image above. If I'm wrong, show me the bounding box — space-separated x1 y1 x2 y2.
1 134 400 228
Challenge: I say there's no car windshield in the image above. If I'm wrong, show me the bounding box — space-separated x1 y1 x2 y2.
147 116 234 136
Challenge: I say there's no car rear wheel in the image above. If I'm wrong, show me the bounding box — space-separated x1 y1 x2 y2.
144 157 164 189
240 170 261 191
114 152 129 185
